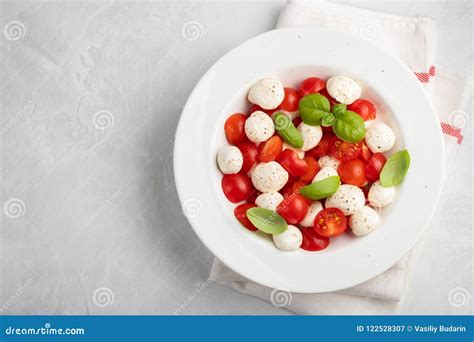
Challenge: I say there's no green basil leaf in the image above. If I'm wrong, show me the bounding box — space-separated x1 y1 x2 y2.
299 176 341 200
273 112 304 148
332 104 347 117
321 112 336 127
332 110 366 143
246 207 288 235
380 150 410 187
299 94 330 126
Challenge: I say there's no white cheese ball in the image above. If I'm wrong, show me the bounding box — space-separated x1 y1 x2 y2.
248 77 285 110
217 146 243 174
349 206 380 237
318 155 341 170
299 201 323 227
326 75 362 105
325 184 365 215
368 181 395 208
313 166 338 182
255 192 284 211
297 123 323 151
282 142 305 159
273 225 303 251
244 111 275 143
251 162 289 193
365 122 395 153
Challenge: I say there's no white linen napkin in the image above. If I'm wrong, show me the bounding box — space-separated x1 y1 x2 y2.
210 0 471 314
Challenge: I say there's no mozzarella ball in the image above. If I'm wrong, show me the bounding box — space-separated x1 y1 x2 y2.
282 142 305 159
244 111 275 143
313 166 338 182
255 192 284 211
248 77 285 110
368 181 395 208
299 201 323 227
325 184 365 215
251 162 289 193
297 123 323 151
318 155 341 170
273 225 303 251
326 76 362 104
349 206 380 237
217 146 243 174
365 122 395 153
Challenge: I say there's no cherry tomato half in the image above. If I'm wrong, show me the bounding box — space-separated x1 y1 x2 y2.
314 208 347 237
258 135 283 162
330 137 362 161
236 141 258 173
279 88 302 112
277 194 309 224
299 227 330 251
292 116 302 127
234 203 258 231
319 88 338 105
246 189 261 204
277 149 309 177
299 77 326 96
307 134 333 158
221 174 254 203
348 99 376 121
365 153 387 182
299 156 320 184
224 113 248 145
360 141 373 162
338 159 367 187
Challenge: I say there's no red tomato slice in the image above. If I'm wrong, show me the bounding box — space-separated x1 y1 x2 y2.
258 136 283 162
279 88 302 112
299 156 320 184
234 203 258 231
330 137 362 161
224 113 248 145
299 227 330 251
365 153 387 182
292 116 302 127
248 104 273 116
338 159 367 187
360 141 373 162
277 194 309 224
307 134 333 158
314 208 347 237
236 141 258 173
221 174 254 203
348 99 376 121
298 77 326 96
277 149 309 177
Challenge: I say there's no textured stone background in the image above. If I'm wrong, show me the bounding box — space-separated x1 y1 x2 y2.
1 0 471 314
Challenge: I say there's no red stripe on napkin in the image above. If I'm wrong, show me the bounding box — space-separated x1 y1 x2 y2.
440 122 463 144
415 66 436 83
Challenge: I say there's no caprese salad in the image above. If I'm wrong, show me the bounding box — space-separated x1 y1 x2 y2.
217 75 410 252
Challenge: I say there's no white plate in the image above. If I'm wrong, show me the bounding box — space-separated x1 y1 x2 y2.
174 27 445 293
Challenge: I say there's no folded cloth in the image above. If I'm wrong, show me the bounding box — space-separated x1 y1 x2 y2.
210 0 471 314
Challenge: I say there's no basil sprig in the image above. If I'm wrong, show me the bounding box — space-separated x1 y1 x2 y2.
273 112 303 148
246 207 288 235
298 94 330 126
299 176 341 200
380 150 410 187
299 93 366 143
